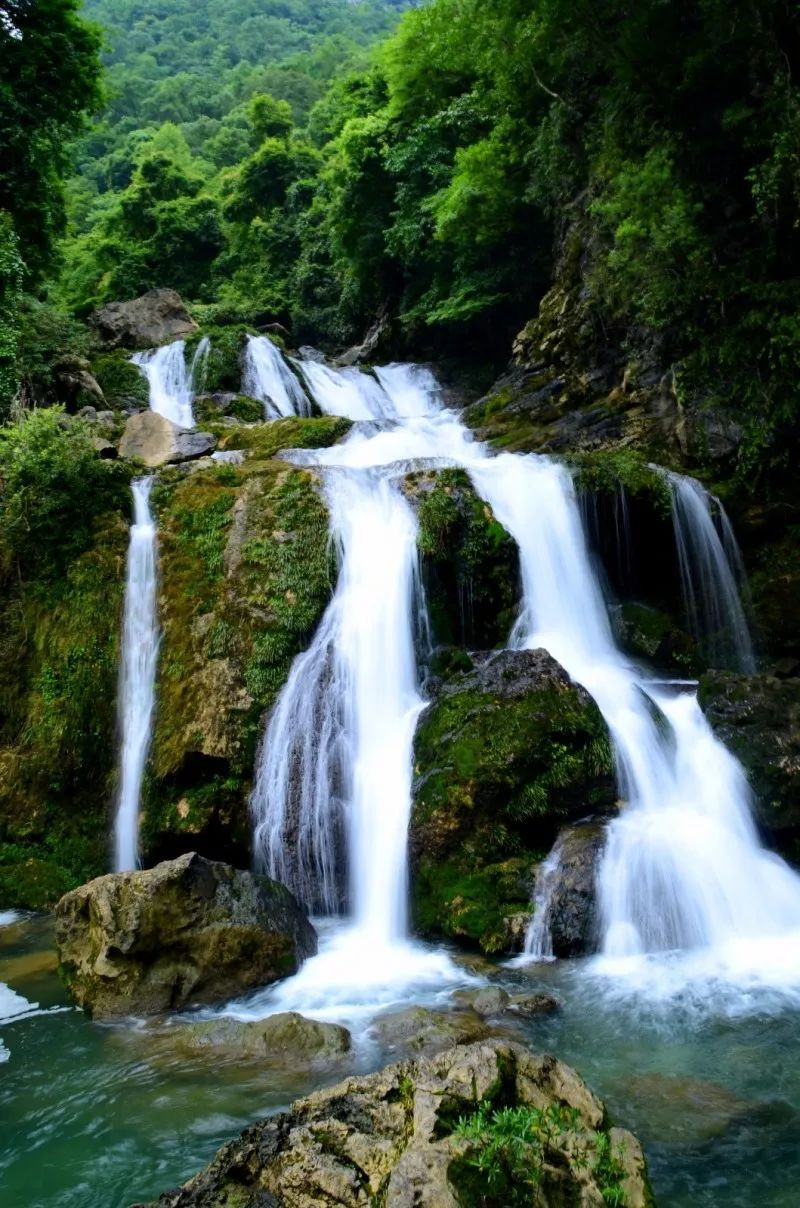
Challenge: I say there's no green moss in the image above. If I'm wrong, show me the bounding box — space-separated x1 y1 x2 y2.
92 352 149 409
218 415 351 459
568 448 672 510
413 858 533 953
414 469 519 648
145 434 335 862
410 658 613 952
186 326 249 392
0 513 127 907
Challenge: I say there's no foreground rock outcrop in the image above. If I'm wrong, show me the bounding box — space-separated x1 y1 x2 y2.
90 288 199 350
411 649 614 952
138 1039 651 1208
54 853 316 1018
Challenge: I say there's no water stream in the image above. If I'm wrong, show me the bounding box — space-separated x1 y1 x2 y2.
113 478 159 873
242 334 310 418
131 337 209 428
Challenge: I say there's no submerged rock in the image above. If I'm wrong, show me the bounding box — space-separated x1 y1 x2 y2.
90 288 199 350
160 1012 351 1066
372 1005 492 1057
138 1039 652 1208
410 649 613 953
54 853 317 1018
119 411 216 467
699 671 800 839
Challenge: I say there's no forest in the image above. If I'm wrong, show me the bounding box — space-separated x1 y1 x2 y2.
3 3 800 1208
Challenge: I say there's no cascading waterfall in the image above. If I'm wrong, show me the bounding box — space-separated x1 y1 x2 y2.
113 477 159 873
668 472 755 672
131 337 209 428
522 838 565 961
242 334 311 418
244 351 800 1015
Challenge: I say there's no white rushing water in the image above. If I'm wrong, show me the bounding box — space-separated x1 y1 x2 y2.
132 337 209 428
668 472 755 672
244 352 800 1016
113 478 159 873
243 335 311 418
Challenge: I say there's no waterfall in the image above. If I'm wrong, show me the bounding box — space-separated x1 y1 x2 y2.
131 337 209 428
113 478 159 873
246 353 800 1009
242 335 311 418
668 472 755 672
522 838 565 961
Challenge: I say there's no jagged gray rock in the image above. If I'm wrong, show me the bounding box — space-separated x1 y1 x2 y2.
90 288 199 350
119 410 216 467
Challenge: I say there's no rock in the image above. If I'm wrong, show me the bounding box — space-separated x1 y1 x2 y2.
337 313 390 366
411 649 613 953
509 992 560 1017
372 1006 492 1057
53 356 106 411
699 671 800 837
119 410 216 467
54 852 317 1018
451 986 510 1016
138 1039 652 1208
194 392 264 424
543 823 607 958
89 288 199 350
160 1012 351 1066
92 436 118 459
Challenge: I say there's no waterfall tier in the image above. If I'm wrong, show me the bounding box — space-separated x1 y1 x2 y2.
247 352 800 1006
113 477 159 873
131 337 209 428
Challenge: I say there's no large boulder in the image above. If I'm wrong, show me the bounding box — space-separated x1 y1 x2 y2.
54 852 317 1018
119 410 216 467
410 649 614 953
138 1039 651 1208
89 289 199 350
699 671 800 839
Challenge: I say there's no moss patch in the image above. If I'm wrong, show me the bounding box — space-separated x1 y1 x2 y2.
411 652 613 952
92 352 149 409
0 514 128 908
144 417 346 863
410 468 519 649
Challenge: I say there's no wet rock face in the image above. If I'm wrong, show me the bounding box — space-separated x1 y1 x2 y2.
699 672 800 839
410 649 614 953
545 823 607 958
89 289 199 350
138 1039 652 1208
54 853 317 1018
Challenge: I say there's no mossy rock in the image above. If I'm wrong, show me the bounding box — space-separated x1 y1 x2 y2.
186 326 251 393
408 467 519 649
194 393 264 425
91 351 149 410
410 649 614 953
144 417 349 865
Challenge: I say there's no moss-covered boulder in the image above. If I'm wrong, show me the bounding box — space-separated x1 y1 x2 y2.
408 468 519 649
698 672 800 843
139 1039 651 1208
410 650 614 953
54 852 317 1018
143 417 348 865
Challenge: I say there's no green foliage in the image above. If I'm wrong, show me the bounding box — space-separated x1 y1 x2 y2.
0 0 103 280
0 409 130 580
450 1101 628 1207
0 212 23 419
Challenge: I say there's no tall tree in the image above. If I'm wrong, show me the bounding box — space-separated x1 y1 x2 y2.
0 0 104 280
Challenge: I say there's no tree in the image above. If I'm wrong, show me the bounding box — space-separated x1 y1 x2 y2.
0 0 104 279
